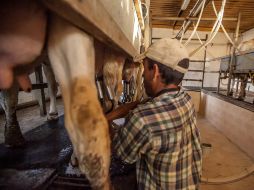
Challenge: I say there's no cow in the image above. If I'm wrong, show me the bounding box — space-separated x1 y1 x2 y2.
0 0 143 189
0 59 58 147
48 15 111 189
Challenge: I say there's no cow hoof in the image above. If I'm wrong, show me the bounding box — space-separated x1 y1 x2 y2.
4 123 25 148
47 112 59 121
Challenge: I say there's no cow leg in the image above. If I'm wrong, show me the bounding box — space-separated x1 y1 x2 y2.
0 81 25 147
42 58 58 121
48 15 111 190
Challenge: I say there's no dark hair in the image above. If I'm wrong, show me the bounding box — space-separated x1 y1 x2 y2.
147 58 189 85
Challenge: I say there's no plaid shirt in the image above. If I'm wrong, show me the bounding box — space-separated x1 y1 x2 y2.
114 89 202 190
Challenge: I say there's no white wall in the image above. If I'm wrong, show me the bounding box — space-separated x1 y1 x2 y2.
100 0 142 51
241 28 254 42
152 28 233 88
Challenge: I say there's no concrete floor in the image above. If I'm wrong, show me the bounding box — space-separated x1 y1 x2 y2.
0 99 64 144
0 99 253 189
199 117 254 190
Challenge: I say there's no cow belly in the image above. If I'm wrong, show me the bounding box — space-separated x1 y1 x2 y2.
0 0 46 65
48 15 111 189
0 0 46 89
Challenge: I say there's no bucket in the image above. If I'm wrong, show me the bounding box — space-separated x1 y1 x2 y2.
202 143 212 158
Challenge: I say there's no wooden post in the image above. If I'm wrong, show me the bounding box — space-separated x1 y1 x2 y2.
35 66 47 116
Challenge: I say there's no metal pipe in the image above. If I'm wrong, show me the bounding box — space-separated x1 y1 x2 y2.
201 35 208 89
172 10 184 30
217 71 221 93
152 37 207 42
227 12 241 96
236 77 239 93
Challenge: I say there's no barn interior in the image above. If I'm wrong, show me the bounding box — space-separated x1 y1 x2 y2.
0 0 253 189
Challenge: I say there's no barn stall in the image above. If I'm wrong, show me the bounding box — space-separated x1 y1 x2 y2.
0 0 253 189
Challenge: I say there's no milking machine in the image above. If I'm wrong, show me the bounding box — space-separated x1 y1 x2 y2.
95 75 115 113
122 80 132 103
219 53 254 104
105 84 115 113
95 75 104 105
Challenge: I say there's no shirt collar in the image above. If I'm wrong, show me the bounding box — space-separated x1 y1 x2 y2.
153 87 180 99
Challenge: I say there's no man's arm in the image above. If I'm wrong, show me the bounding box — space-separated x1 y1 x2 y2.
106 101 139 122
113 113 150 164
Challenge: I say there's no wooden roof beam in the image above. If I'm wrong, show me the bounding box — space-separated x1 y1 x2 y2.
153 17 238 21
175 0 211 39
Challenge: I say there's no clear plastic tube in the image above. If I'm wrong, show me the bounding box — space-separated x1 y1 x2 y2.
184 0 206 46
190 0 227 56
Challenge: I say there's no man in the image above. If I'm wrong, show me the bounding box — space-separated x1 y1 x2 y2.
107 38 202 190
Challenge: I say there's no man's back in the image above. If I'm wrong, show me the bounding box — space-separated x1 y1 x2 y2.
114 89 202 190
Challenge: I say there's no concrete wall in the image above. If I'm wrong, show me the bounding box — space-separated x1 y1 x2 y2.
186 91 201 113
200 92 254 159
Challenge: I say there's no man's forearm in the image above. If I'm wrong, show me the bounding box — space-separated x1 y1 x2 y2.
106 101 139 122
